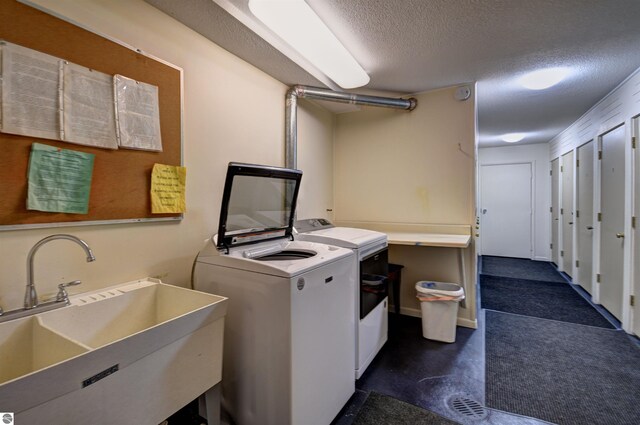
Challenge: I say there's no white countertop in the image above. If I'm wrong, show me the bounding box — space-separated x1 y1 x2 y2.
385 232 471 248
334 221 472 248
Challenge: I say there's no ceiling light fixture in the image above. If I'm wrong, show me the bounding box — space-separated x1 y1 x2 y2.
248 0 370 89
519 67 570 90
501 133 526 143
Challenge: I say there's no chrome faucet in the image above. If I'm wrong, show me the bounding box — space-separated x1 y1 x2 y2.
24 234 96 309
0 234 96 323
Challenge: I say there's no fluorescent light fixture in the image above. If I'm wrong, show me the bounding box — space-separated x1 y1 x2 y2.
519 67 570 90
501 133 526 143
248 0 369 89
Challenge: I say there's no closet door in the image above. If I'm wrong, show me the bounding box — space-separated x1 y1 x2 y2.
599 126 626 320
576 141 594 293
634 120 640 335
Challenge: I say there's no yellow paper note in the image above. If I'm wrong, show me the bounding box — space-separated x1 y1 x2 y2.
151 164 186 213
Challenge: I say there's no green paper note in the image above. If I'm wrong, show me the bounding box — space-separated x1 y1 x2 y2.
27 143 95 214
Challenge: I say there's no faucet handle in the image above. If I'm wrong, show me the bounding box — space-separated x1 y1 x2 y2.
56 280 82 304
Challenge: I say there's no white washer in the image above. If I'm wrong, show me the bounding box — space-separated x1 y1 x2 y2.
194 164 355 425
295 218 389 379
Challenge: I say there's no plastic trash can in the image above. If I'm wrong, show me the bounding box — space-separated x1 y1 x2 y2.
415 281 465 343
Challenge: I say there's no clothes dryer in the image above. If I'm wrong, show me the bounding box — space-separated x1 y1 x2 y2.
194 164 355 425
295 218 389 379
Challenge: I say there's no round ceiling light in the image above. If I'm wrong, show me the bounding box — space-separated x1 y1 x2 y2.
501 133 526 143
519 67 570 90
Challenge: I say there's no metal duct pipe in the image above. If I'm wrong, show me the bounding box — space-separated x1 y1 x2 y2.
285 85 417 169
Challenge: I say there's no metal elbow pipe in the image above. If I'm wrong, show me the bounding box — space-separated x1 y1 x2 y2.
285 85 417 169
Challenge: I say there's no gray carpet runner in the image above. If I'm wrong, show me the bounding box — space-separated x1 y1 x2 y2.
485 310 640 425
482 256 566 282
480 274 615 328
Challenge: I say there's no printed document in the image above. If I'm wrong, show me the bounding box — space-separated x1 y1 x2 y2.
115 74 163 151
150 163 185 213
62 62 118 149
27 143 95 214
1 42 61 140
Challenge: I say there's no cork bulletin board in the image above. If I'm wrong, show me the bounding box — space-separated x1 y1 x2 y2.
0 0 183 229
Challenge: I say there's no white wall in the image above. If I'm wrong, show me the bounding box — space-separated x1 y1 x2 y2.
0 0 334 311
478 143 551 261
549 67 640 158
548 66 640 334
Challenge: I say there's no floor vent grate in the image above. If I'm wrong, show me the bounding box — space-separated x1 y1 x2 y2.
447 395 488 420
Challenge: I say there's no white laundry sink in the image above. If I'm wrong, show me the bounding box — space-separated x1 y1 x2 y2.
42 280 225 349
0 315 88 386
0 278 227 425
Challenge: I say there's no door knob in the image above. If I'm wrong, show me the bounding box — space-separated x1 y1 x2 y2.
586 226 593 230
569 222 573 225
616 232 625 239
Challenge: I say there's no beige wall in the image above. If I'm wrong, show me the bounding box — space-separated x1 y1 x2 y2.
0 0 334 310
334 86 477 326
334 87 476 225
296 99 335 220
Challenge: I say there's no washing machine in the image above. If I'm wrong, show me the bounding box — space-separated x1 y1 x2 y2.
295 218 389 379
193 163 356 425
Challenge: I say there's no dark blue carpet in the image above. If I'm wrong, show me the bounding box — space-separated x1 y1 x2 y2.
486 310 640 425
482 256 566 282
480 274 614 329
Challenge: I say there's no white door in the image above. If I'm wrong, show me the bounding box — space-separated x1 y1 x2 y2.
480 163 532 258
634 119 640 335
599 126 626 320
561 151 575 276
551 159 560 265
577 141 594 293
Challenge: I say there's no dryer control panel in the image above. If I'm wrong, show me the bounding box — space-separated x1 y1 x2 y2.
294 218 334 233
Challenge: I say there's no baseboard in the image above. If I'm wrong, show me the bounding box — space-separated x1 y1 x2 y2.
534 256 551 261
399 307 478 329
400 306 421 318
457 317 478 329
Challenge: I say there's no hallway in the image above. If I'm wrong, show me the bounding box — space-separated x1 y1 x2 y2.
334 256 640 424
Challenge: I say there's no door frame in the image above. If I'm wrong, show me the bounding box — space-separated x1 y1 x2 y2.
560 150 577 277
478 161 534 259
596 122 634 329
550 158 560 266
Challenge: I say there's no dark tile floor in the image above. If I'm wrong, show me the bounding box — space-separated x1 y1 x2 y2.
332 311 552 425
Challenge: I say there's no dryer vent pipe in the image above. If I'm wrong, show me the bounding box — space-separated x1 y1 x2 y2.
285 85 417 169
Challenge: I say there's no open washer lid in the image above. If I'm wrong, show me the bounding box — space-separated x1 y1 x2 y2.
217 162 302 251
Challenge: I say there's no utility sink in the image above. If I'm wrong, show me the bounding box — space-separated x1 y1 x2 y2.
42 280 224 349
0 278 228 425
0 316 88 385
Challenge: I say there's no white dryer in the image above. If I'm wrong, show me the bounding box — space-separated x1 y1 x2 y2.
194 163 355 425
295 218 389 379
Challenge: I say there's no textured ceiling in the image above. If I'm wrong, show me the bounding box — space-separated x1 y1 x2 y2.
145 0 640 147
